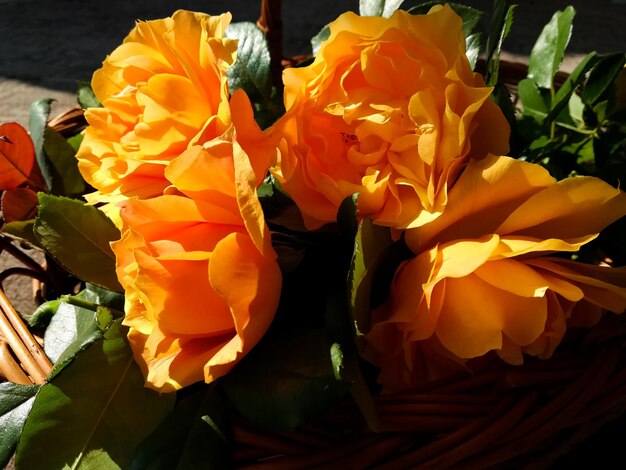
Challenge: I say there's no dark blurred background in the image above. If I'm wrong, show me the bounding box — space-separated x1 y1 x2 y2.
1 0 625 94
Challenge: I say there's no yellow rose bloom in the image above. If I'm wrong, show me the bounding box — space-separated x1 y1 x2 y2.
270 5 510 230
77 10 237 210
364 155 626 392
112 122 280 392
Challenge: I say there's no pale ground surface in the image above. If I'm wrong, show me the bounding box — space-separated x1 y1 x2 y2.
1 0 625 468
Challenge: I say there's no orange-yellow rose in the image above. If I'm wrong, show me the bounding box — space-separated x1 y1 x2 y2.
112 122 280 392
270 5 510 230
77 10 237 210
364 155 626 392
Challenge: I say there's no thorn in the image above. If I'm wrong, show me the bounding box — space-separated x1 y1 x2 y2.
0 135 13 144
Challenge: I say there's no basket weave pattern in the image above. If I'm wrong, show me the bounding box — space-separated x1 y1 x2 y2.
0 236 51 384
230 318 626 468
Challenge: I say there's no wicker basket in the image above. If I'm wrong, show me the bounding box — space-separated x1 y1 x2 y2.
229 318 626 469
0 236 51 385
2 231 625 468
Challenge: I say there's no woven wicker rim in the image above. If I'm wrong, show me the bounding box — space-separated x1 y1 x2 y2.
229 319 626 469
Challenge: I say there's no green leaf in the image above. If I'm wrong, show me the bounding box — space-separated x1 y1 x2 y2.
43 301 106 380
484 2 516 86
131 385 230 470
77 82 101 110
528 6 576 90
337 193 359 239
29 98 53 191
466 33 482 70
80 283 125 314
575 138 596 171
518 78 551 122
330 342 344 381
311 24 330 56
582 53 626 107
592 100 610 125
34 193 122 291
30 299 61 329
16 320 175 470
547 52 599 122
568 92 585 127
226 22 272 104
67 133 84 153
406 2 483 38
42 126 86 196
360 0 404 17
222 329 348 430
325 294 379 431
0 383 39 468
1 219 40 247
28 98 86 196
258 175 307 232
349 218 393 335
491 84 518 137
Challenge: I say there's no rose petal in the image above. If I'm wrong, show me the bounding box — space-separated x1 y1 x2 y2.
206 232 281 382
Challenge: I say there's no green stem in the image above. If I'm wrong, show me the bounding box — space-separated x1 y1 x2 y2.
549 84 556 140
60 294 99 311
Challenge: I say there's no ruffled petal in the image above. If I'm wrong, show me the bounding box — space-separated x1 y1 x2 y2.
206 232 281 381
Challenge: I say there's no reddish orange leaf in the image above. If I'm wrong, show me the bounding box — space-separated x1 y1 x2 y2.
1 187 38 222
0 122 36 190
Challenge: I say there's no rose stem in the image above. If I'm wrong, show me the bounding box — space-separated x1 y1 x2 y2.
257 0 283 91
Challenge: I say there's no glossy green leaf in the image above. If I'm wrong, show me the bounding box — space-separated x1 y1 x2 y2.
42 127 85 196
29 100 85 196
330 342 344 381
485 2 516 86
16 320 175 470
67 133 84 153
130 385 230 470
528 6 576 90
406 2 483 38
30 299 61 329
360 0 404 17
568 92 585 127
226 22 272 104
491 84 518 139
311 24 330 56
29 98 53 191
44 302 92 363
325 294 379 431
518 78 550 122
582 53 626 107
43 301 106 380
259 176 307 232
222 329 348 430
349 218 393 335
77 82 101 110
0 383 39 468
466 33 482 70
80 283 125 314
1 219 40 247
547 52 599 122
34 193 122 291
